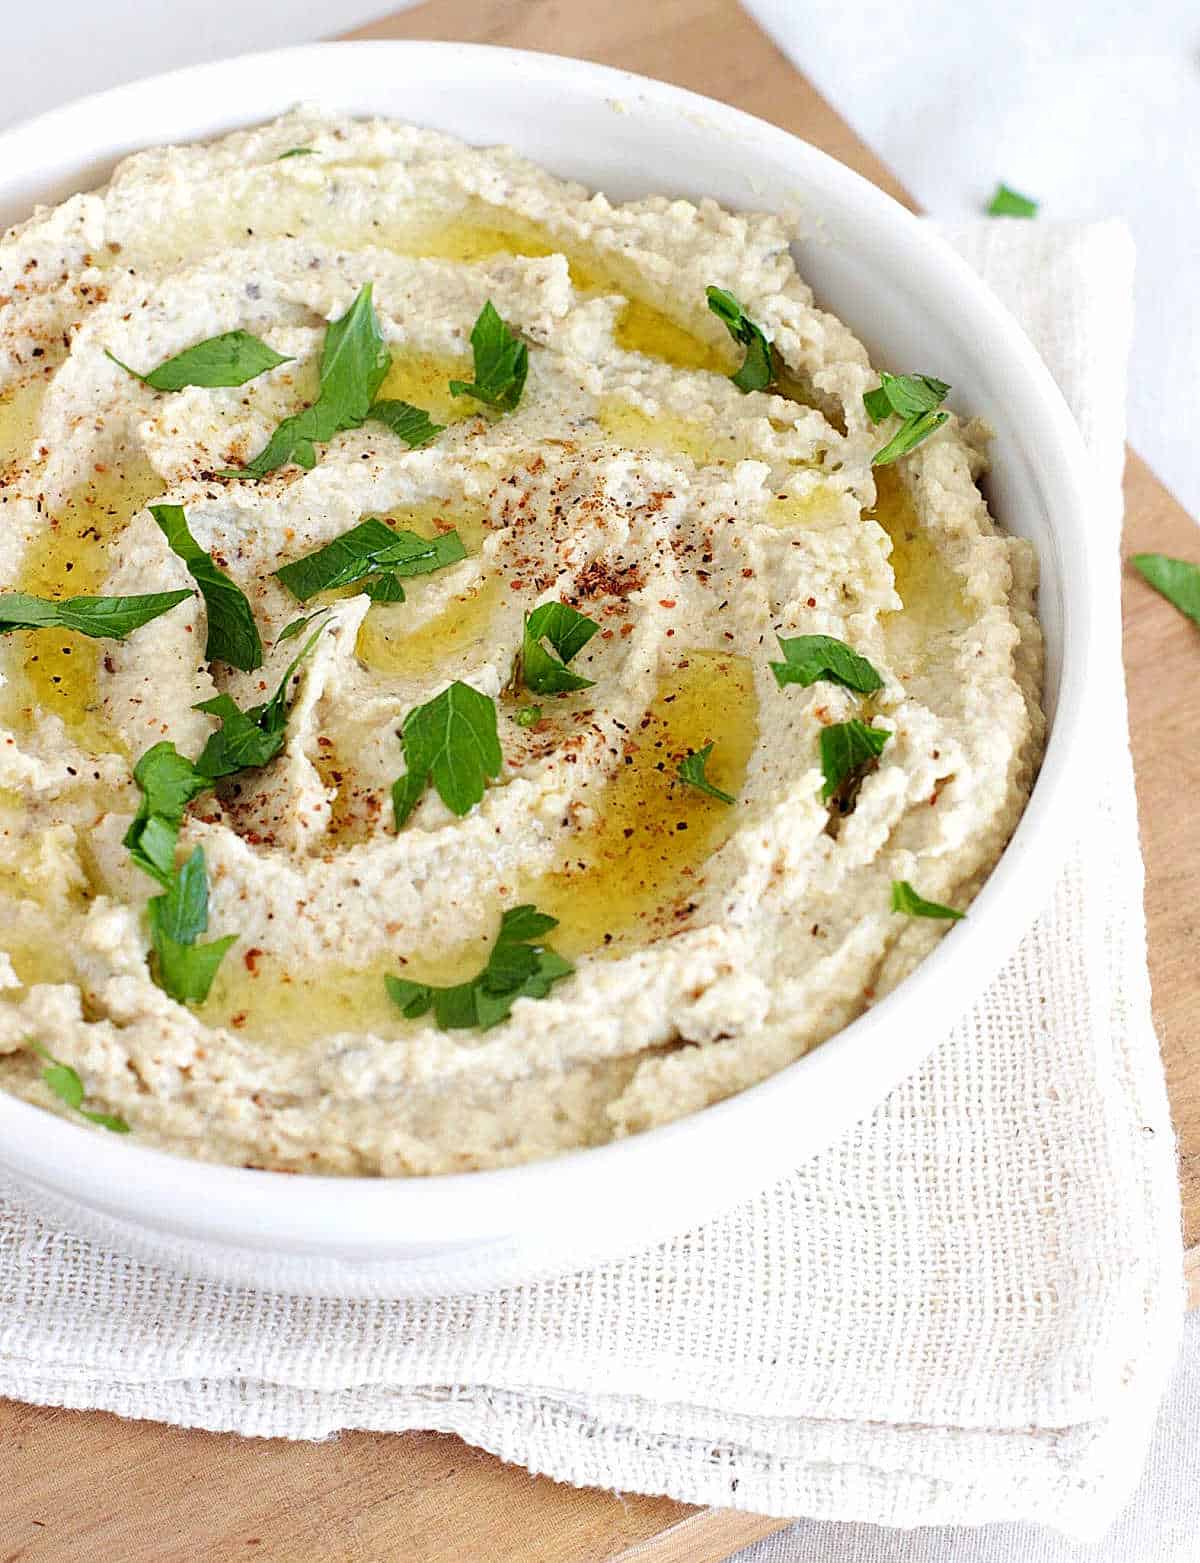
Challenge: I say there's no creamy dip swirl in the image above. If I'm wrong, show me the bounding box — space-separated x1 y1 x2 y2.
0 110 1044 1173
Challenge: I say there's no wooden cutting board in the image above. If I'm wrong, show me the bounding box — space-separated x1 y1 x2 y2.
3 2 1197 1558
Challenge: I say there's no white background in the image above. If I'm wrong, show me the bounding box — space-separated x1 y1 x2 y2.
745 0 1200 518
4 1 1195 1556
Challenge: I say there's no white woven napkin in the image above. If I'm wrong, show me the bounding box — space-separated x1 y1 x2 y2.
0 220 1182 1542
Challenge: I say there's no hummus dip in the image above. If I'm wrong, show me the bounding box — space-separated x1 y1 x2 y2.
0 110 1044 1174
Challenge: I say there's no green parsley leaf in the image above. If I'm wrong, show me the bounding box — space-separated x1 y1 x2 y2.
274 517 394 598
153 930 236 1005
372 531 467 573
386 904 572 1031
150 503 263 672
124 627 322 883
194 621 325 781
105 332 291 392
123 740 209 886
42 1059 85 1111
448 300 528 412
819 719 890 803
28 1041 130 1133
253 622 326 728
863 373 950 466
361 572 404 602
770 633 884 694
317 282 393 423
493 904 559 943
85 1107 131 1133
863 372 951 467
274 518 465 602
31 1041 84 1111
863 372 951 424
368 399 445 450
276 608 329 644
890 879 964 920
277 146 315 159
147 847 235 1005
218 283 392 480
193 693 285 778
1131 553 1200 628
987 182 1038 218
0 588 191 639
705 284 774 393
676 741 736 804
149 843 210 944
515 703 543 728
392 680 502 827
220 399 343 478
871 408 949 467
520 601 600 695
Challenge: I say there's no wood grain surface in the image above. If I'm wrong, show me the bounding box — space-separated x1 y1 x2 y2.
2 1 1196 1559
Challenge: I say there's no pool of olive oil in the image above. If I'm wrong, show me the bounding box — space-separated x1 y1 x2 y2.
868 466 968 630
393 208 732 374
200 653 757 1044
523 650 758 958
0 365 163 755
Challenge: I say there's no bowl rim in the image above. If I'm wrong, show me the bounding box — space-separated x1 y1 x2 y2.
0 39 1098 1251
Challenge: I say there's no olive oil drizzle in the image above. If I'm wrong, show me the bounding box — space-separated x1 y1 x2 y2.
390 207 732 374
197 651 757 1045
0 206 810 1046
1 442 163 753
520 651 757 959
867 466 969 631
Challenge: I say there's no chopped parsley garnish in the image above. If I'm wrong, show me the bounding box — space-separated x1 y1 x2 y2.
28 1041 130 1133
0 588 191 640
519 601 600 695
863 373 950 424
150 503 263 672
124 628 323 884
368 399 445 450
274 518 465 602
705 284 774 393
306 283 390 412
770 633 884 694
276 608 330 644
219 390 338 480
146 845 236 1005
987 183 1038 218
863 372 951 466
193 622 325 781
105 331 291 391
515 703 543 728
449 300 528 412
362 572 405 603
122 629 322 1002
676 742 736 804
123 741 212 887
772 639 889 814
217 283 392 480
820 719 890 804
277 146 315 159
392 681 502 828
1131 553 1200 628
871 411 948 466
891 879 964 920
386 904 572 1031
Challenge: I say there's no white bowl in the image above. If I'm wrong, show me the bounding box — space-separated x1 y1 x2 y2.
0 42 1096 1296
